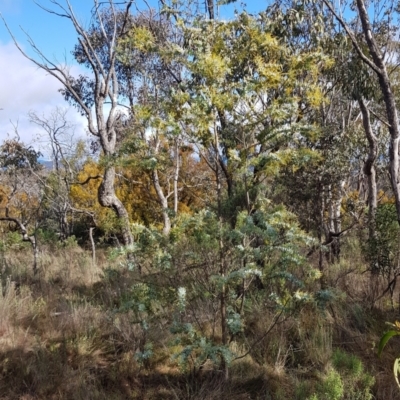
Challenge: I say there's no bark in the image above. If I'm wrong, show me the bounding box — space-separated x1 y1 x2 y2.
206 0 214 20
152 168 171 235
359 97 380 300
327 185 335 263
99 166 133 245
358 97 378 243
328 181 345 263
319 182 327 289
173 138 180 215
89 227 96 267
214 126 229 380
216 110 234 198
333 182 345 236
151 138 171 236
355 3 400 225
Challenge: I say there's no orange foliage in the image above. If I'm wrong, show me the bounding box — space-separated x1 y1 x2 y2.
70 160 116 233
70 147 214 232
378 189 395 204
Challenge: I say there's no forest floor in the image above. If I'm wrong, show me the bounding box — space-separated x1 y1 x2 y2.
0 239 399 400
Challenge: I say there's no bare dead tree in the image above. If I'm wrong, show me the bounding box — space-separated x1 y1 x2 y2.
29 108 78 240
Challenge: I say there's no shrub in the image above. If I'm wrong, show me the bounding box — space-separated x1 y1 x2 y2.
316 369 344 400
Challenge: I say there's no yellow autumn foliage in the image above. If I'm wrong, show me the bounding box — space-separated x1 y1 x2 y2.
70 160 116 234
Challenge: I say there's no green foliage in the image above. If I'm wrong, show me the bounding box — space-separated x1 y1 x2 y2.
367 203 400 276
5 0 400 398
36 228 59 244
0 231 30 251
332 350 374 400
332 350 363 377
170 322 233 372
134 343 153 365
0 139 42 171
378 321 400 388
316 369 344 400
315 289 336 309
110 195 320 373
226 306 243 335
303 350 374 400
57 235 79 249
295 381 314 400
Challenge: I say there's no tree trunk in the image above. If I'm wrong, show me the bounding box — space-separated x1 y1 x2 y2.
319 182 327 289
327 184 334 263
214 127 229 380
358 97 378 244
152 168 172 235
98 166 133 246
32 234 38 275
330 180 345 263
358 96 380 300
89 227 96 267
173 138 180 215
206 0 214 20
151 138 171 236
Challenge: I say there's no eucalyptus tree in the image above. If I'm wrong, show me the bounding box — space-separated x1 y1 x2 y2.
115 9 186 235
61 3 190 236
246 3 353 268
2 0 136 246
264 1 390 270
312 40 381 265
322 0 400 226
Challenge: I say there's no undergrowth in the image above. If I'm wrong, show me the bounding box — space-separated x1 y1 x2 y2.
0 238 397 399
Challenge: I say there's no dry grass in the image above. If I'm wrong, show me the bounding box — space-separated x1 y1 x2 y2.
0 238 398 399
0 246 143 399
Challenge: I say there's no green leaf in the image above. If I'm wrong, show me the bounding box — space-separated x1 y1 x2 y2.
378 330 400 357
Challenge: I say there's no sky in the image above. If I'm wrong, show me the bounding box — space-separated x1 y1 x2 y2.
0 0 264 155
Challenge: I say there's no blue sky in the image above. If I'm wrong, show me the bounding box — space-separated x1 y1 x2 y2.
0 0 265 151
0 0 265 59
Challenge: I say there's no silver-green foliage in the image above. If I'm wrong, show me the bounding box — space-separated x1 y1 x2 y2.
114 199 320 372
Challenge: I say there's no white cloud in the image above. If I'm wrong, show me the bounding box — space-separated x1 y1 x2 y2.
0 40 88 153
0 0 21 15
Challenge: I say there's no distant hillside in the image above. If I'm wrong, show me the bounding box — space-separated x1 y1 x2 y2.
39 159 53 170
